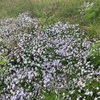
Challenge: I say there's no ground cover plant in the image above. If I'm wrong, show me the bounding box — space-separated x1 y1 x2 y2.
0 12 100 100
0 0 100 100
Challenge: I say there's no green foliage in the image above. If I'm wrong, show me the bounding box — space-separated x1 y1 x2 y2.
88 41 100 69
43 92 56 100
83 1 100 24
46 15 59 25
83 1 100 39
0 56 8 94
85 80 100 92
85 6 95 20
84 80 100 99
42 92 61 100
0 56 7 65
0 82 6 94
64 79 100 100
89 41 100 56
0 56 8 77
39 25 48 31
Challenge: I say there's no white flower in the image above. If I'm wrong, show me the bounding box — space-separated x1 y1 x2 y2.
94 97 98 100
85 90 93 96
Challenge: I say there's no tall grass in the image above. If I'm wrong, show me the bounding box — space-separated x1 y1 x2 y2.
0 0 100 39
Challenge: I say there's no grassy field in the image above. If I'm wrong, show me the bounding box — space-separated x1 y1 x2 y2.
0 0 100 39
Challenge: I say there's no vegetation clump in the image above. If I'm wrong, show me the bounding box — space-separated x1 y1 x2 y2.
0 13 99 100
0 0 100 100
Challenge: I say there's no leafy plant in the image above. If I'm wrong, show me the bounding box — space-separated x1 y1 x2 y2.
0 56 8 94
88 41 100 69
42 92 61 100
0 56 8 77
0 56 7 65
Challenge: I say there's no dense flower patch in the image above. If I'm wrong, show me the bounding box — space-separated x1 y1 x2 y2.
0 13 100 100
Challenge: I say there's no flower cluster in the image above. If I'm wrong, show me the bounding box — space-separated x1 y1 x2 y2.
0 13 100 100
0 12 42 51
